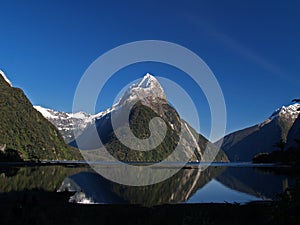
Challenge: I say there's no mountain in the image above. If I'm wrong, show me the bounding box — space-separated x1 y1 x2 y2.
71 73 228 163
218 103 300 161
287 113 300 147
0 70 81 160
33 106 101 143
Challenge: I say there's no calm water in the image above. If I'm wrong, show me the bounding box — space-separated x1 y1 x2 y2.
0 162 297 206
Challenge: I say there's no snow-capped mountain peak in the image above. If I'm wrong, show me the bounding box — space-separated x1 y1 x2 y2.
0 70 12 87
35 73 167 143
137 73 165 94
118 73 166 105
269 103 300 121
138 73 159 88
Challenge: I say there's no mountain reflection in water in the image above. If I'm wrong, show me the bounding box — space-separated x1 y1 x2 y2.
0 163 296 206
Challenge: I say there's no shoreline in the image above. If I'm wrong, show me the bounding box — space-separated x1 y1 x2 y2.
0 190 292 225
0 161 294 167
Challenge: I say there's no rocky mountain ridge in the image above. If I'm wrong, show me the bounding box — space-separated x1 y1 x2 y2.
219 102 300 161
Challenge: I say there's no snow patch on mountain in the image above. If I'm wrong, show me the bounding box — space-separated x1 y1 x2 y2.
118 73 166 105
0 70 12 86
34 106 59 119
269 103 300 121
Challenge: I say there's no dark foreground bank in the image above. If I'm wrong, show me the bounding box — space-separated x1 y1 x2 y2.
0 190 299 225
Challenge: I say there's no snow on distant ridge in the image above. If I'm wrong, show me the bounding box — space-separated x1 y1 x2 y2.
34 105 58 119
34 105 98 143
0 70 12 86
269 103 300 121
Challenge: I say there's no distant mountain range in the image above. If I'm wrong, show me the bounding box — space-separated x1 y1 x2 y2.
36 73 228 163
218 103 300 161
33 106 97 144
3 68 299 163
0 70 81 160
34 74 169 144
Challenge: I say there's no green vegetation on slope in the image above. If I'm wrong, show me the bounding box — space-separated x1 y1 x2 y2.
86 101 228 162
104 102 181 162
0 75 82 160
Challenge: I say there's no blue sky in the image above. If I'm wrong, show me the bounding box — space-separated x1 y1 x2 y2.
0 0 299 139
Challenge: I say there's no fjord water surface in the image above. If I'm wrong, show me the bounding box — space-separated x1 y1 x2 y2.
0 162 296 206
